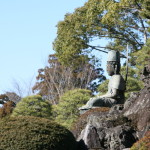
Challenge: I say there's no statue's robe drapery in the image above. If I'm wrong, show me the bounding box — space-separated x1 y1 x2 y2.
80 74 126 109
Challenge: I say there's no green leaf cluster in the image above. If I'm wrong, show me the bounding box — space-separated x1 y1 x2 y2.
53 0 149 65
0 116 77 150
125 77 143 98
54 89 92 128
12 95 52 119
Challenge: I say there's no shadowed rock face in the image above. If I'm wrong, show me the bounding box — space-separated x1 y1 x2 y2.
75 65 150 150
123 64 150 139
77 106 137 150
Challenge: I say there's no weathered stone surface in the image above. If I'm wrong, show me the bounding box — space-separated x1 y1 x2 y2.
123 64 150 139
78 124 101 149
77 106 137 150
75 65 150 150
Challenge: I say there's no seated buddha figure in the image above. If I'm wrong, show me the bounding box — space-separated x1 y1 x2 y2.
79 50 126 111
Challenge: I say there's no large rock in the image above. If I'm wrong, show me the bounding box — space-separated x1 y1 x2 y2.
75 65 150 150
76 107 137 150
123 65 150 139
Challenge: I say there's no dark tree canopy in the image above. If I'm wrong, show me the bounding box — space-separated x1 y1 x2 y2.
134 38 150 71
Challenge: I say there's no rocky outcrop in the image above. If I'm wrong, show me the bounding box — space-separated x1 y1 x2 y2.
74 65 150 150
123 65 150 139
76 106 138 150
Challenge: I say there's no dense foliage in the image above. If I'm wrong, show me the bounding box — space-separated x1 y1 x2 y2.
0 116 77 150
54 89 92 128
12 95 52 119
53 0 149 66
98 79 109 95
134 38 150 71
121 66 144 98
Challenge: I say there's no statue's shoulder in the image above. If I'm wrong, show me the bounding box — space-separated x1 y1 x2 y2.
109 74 125 91
111 74 124 80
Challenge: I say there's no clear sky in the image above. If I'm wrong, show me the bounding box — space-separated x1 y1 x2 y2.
0 0 92 95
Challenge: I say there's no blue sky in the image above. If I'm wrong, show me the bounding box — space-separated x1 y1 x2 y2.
0 0 92 95
0 0 111 97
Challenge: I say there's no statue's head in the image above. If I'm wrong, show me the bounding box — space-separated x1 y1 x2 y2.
106 50 120 76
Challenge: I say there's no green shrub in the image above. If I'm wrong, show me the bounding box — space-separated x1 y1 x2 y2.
54 89 92 128
12 95 52 119
124 77 143 99
0 116 77 150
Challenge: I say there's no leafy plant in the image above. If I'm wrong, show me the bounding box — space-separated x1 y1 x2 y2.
53 0 149 66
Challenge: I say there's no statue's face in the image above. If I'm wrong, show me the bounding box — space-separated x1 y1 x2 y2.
106 62 115 76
